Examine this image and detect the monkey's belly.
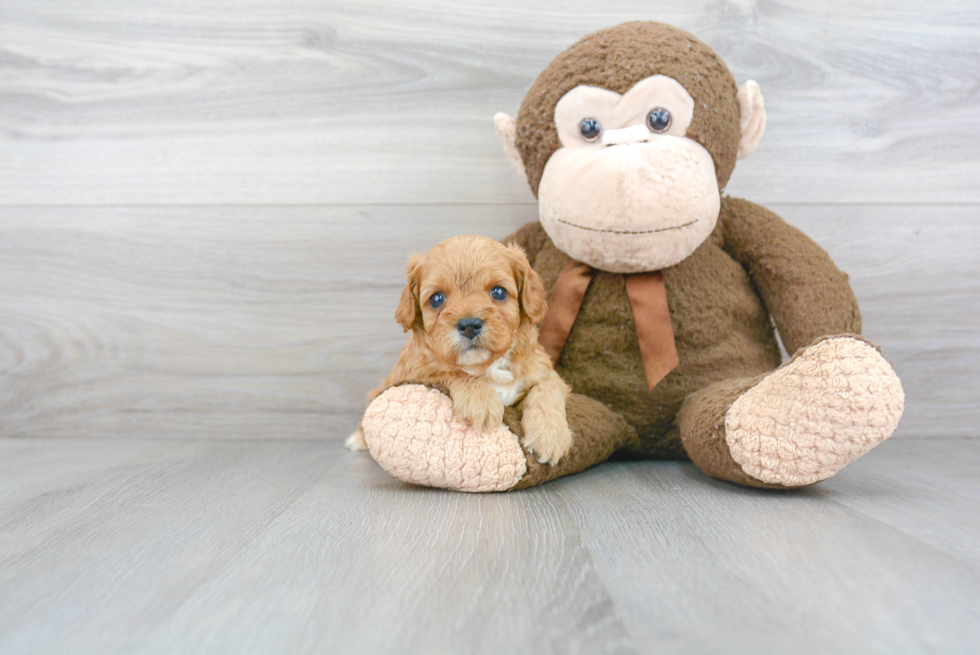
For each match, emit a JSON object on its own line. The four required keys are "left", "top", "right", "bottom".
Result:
{"left": 552, "top": 242, "right": 781, "bottom": 458}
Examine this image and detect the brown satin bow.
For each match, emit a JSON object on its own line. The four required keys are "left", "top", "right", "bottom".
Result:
{"left": 538, "top": 260, "right": 679, "bottom": 391}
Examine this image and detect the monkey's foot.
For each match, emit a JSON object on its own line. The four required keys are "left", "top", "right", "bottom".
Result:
{"left": 360, "top": 385, "right": 527, "bottom": 492}
{"left": 725, "top": 336, "right": 905, "bottom": 486}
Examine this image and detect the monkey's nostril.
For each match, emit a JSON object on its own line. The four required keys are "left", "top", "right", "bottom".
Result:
{"left": 457, "top": 317, "right": 483, "bottom": 340}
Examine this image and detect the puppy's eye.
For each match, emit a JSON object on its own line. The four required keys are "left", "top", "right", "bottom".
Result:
{"left": 490, "top": 286, "right": 508, "bottom": 301}
{"left": 646, "top": 107, "right": 672, "bottom": 133}
{"left": 579, "top": 118, "right": 602, "bottom": 142}
{"left": 428, "top": 292, "right": 445, "bottom": 309}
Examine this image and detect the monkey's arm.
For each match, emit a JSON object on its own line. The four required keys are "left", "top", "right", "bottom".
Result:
{"left": 720, "top": 197, "right": 861, "bottom": 355}
{"left": 501, "top": 221, "right": 549, "bottom": 261}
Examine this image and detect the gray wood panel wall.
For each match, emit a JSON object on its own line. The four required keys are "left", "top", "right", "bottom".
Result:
{"left": 1, "top": 0, "right": 977, "bottom": 440}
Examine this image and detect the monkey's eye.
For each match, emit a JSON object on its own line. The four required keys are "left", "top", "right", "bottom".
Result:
{"left": 490, "top": 286, "right": 508, "bottom": 301}
{"left": 646, "top": 107, "right": 672, "bottom": 133}
{"left": 428, "top": 292, "right": 446, "bottom": 309}
{"left": 579, "top": 118, "right": 602, "bottom": 142}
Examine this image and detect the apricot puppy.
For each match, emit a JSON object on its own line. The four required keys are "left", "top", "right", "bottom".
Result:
{"left": 347, "top": 235, "right": 573, "bottom": 465}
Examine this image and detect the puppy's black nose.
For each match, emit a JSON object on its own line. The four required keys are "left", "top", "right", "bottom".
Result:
{"left": 456, "top": 317, "right": 483, "bottom": 340}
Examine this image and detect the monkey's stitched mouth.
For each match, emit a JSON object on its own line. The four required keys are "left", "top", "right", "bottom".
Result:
{"left": 555, "top": 218, "right": 698, "bottom": 235}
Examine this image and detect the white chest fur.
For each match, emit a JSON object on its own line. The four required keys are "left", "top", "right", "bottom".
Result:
{"left": 463, "top": 351, "right": 525, "bottom": 406}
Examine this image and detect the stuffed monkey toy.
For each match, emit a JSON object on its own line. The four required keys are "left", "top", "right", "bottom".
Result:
{"left": 358, "top": 21, "right": 904, "bottom": 492}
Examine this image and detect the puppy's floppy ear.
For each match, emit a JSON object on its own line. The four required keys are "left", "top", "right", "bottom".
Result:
{"left": 504, "top": 243, "right": 548, "bottom": 325}
{"left": 395, "top": 255, "right": 423, "bottom": 332}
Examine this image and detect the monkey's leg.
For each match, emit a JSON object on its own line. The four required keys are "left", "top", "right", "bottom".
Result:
{"left": 510, "top": 390, "right": 638, "bottom": 490}
{"left": 678, "top": 335, "right": 904, "bottom": 489}
{"left": 359, "top": 384, "right": 637, "bottom": 492}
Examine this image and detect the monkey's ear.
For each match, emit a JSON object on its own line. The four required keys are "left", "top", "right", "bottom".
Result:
{"left": 493, "top": 113, "right": 527, "bottom": 177}
{"left": 395, "top": 255, "right": 423, "bottom": 332}
{"left": 505, "top": 243, "right": 547, "bottom": 325}
{"left": 737, "top": 81, "right": 766, "bottom": 160}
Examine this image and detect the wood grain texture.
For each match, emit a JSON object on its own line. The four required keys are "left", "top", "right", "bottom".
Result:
{"left": 1, "top": 0, "right": 978, "bottom": 204}
{"left": 780, "top": 204, "right": 980, "bottom": 438}
{"left": 1, "top": 203, "right": 975, "bottom": 440}
{"left": 822, "top": 438, "right": 980, "bottom": 566}
{"left": 0, "top": 437, "right": 977, "bottom": 654}
{"left": 0, "top": 204, "right": 533, "bottom": 439}
{"left": 556, "top": 439, "right": 980, "bottom": 655}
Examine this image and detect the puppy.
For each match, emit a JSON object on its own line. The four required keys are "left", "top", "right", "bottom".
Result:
{"left": 346, "top": 235, "right": 573, "bottom": 465}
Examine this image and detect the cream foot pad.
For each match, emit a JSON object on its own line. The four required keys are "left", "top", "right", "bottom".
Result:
{"left": 725, "top": 337, "right": 905, "bottom": 486}
{"left": 361, "top": 385, "right": 528, "bottom": 493}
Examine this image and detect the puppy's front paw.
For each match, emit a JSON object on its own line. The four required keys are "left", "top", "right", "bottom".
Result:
{"left": 452, "top": 388, "right": 505, "bottom": 433}
{"left": 345, "top": 426, "right": 368, "bottom": 451}
{"left": 521, "top": 412, "right": 573, "bottom": 466}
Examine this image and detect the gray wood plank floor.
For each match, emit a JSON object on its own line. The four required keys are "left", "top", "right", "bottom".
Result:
{"left": 0, "top": 437, "right": 977, "bottom": 654}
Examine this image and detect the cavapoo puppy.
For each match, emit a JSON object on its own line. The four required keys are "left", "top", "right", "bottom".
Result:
{"left": 346, "top": 235, "right": 573, "bottom": 465}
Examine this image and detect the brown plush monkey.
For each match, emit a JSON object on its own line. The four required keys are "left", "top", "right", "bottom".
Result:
{"left": 358, "top": 21, "right": 904, "bottom": 492}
